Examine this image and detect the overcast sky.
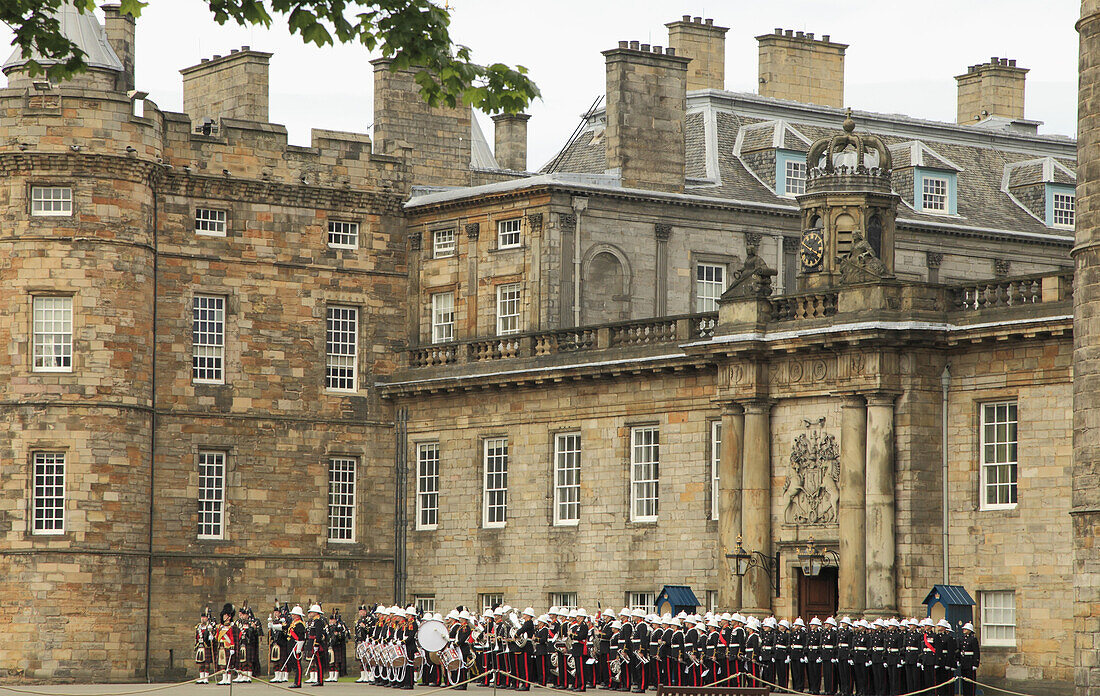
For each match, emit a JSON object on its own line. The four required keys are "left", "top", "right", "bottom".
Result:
{"left": 1, "top": 1, "right": 1080, "bottom": 169}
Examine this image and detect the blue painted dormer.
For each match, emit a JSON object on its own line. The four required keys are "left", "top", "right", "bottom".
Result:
{"left": 1045, "top": 183, "right": 1075, "bottom": 229}
{"left": 914, "top": 168, "right": 958, "bottom": 216}
{"left": 776, "top": 149, "right": 807, "bottom": 197}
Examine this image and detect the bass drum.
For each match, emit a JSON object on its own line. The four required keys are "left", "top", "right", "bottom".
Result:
{"left": 417, "top": 619, "right": 450, "bottom": 653}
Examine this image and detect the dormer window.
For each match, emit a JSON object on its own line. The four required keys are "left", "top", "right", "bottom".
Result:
{"left": 1047, "top": 185, "right": 1075, "bottom": 229}
{"left": 914, "top": 169, "right": 958, "bottom": 215}
{"left": 776, "top": 150, "right": 807, "bottom": 197}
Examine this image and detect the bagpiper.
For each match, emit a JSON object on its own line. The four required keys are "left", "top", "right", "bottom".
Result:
{"left": 328, "top": 609, "right": 348, "bottom": 682}
{"left": 215, "top": 603, "right": 240, "bottom": 686}
{"left": 268, "top": 602, "right": 290, "bottom": 683}
{"left": 195, "top": 607, "right": 215, "bottom": 684}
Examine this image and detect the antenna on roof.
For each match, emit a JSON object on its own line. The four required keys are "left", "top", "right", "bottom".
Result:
{"left": 545, "top": 94, "right": 604, "bottom": 174}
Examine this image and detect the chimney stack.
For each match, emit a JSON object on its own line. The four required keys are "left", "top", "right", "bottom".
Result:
{"left": 756, "top": 28, "right": 847, "bottom": 107}
{"left": 100, "top": 4, "right": 134, "bottom": 92}
{"left": 180, "top": 47, "right": 272, "bottom": 125}
{"left": 665, "top": 15, "right": 728, "bottom": 91}
{"left": 955, "top": 58, "right": 1029, "bottom": 124}
{"left": 602, "top": 42, "right": 690, "bottom": 193}
{"left": 492, "top": 113, "right": 531, "bottom": 172}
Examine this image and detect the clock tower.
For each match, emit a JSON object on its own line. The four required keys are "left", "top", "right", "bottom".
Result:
{"left": 796, "top": 111, "right": 900, "bottom": 291}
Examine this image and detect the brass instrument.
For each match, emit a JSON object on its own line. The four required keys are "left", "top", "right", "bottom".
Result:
{"left": 635, "top": 648, "right": 650, "bottom": 665}
{"left": 508, "top": 614, "right": 529, "bottom": 649}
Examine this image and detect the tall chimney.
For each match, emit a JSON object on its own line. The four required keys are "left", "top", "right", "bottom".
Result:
{"left": 180, "top": 47, "right": 272, "bottom": 124}
{"left": 492, "top": 113, "right": 531, "bottom": 172}
{"left": 757, "top": 28, "right": 846, "bottom": 107}
{"left": 100, "top": 4, "right": 134, "bottom": 92}
{"left": 955, "top": 58, "right": 1028, "bottom": 124}
{"left": 665, "top": 15, "right": 728, "bottom": 91}
{"left": 371, "top": 58, "right": 471, "bottom": 187}
{"left": 603, "top": 42, "right": 690, "bottom": 193}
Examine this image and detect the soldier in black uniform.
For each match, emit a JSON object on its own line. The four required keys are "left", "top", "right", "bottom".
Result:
{"left": 667, "top": 618, "right": 686, "bottom": 688}
{"left": 870, "top": 620, "right": 888, "bottom": 696}
{"left": 836, "top": 617, "right": 854, "bottom": 696}
{"left": 729, "top": 614, "right": 746, "bottom": 687}
{"left": 617, "top": 610, "right": 634, "bottom": 692}
{"left": 852, "top": 620, "right": 871, "bottom": 696}
{"left": 649, "top": 617, "right": 666, "bottom": 687}
{"left": 957, "top": 623, "right": 979, "bottom": 696}
{"left": 774, "top": 619, "right": 792, "bottom": 691}
{"left": 918, "top": 618, "right": 937, "bottom": 691}
{"left": 353, "top": 606, "right": 371, "bottom": 683}
{"left": 759, "top": 618, "right": 775, "bottom": 686}
{"left": 821, "top": 617, "right": 839, "bottom": 695}
{"left": 704, "top": 619, "right": 720, "bottom": 685}
{"left": 630, "top": 609, "right": 650, "bottom": 692}
{"left": 268, "top": 603, "right": 289, "bottom": 683}
{"left": 743, "top": 619, "right": 762, "bottom": 688}
{"left": 902, "top": 619, "right": 922, "bottom": 695}
{"left": 594, "top": 612, "right": 612, "bottom": 688}
{"left": 401, "top": 611, "right": 419, "bottom": 690}
{"left": 195, "top": 607, "right": 215, "bottom": 684}
{"left": 683, "top": 620, "right": 702, "bottom": 687}
{"left": 933, "top": 620, "right": 957, "bottom": 696}
{"left": 807, "top": 617, "right": 824, "bottom": 694}
{"left": 534, "top": 614, "right": 553, "bottom": 687}
{"left": 515, "top": 608, "right": 536, "bottom": 691}
{"left": 569, "top": 609, "right": 590, "bottom": 692}
{"left": 886, "top": 619, "right": 904, "bottom": 696}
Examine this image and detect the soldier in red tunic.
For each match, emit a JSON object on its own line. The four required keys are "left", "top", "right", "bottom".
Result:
{"left": 215, "top": 603, "right": 241, "bottom": 685}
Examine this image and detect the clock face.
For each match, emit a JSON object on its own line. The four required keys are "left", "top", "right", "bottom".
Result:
{"left": 800, "top": 229, "right": 824, "bottom": 271}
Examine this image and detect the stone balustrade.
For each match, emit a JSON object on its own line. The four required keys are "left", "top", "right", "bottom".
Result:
{"left": 949, "top": 272, "right": 1073, "bottom": 310}
{"left": 771, "top": 291, "right": 840, "bottom": 321}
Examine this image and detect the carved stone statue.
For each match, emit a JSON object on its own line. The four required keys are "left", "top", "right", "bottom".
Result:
{"left": 838, "top": 228, "right": 891, "bottom": 284}
{"left": 780, "top": 419, "right": 840, "bottom": 526}
{"left": 722, "top": 237, "right": 778, "bottom": 299}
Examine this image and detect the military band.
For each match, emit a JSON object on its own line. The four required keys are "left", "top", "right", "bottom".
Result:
{"left": 194, "top": 601, "right": 979, "bottom": 695}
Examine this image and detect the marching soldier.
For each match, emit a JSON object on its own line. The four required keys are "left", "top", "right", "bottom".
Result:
{"left": 515, "top": 608, "right": 536, "bottom": 691}
{"left": 958, "top": 623, "right": 980, "bottom": 696}
{"left": 668, "top": 617, "right": 686, "bottom": 688}
{"left": 807, "top": 617, "right": 824, "bottom": 695}
{"left": 596, "top": 610, "right": 613, "bottom": 688}
{"left": 630, "top": 609, "right": 649, "bottom": 692}
{"left": 887, "top": 619, "right": 904, "bottom": 696}
{"left": 454, "top": 610, "right": 474, "bottom": 690}
{"left": 354, "top": 606, "right": 371, "bottom": 683}
{"left": 918, "top": 618, "right": 937, "bottom": 691}
{"left": 729, "top": 614, "right": 746, "bottom": 687}
{"left": 704, "top": 618, "right": 720, "bottom": 685}
{"left": 649, "top": 616, "right": 667, "bottom": 687}
{"left": 269, "top": 603, "right": 289, "bottom": 683}
{"left": 789, "top": 617, "right": 807, "bottom": 693}
{"left": 870, "top": 620, "right": 887, "bottom": 696}
{"left": 617, "top": 609, "right": 633, "bottom": 692}
{"left": 569, "top": 608, "right": 590, "bottom": 692}
{"left": 743, "top": 618, "right": 761, "bottom": 688}
{"left": 852, "top": 620, "right": 872, "bottom": 696}
{"left": 773, "top": 619, "right": 791, "bottom": 691}
{"left": 836, "top": 617, "right": 854, "bottom": 696}
{"left": 820, "top": 617, "right": 839, "bottom": 696}
{"left": 195, "top": 607, "right": 215, "bottom": 684}
{"left": 902, "top": 619, "right": 922, "bottom": 695}
{"left": 306, "top": 604, "right": 329, "bottom": 687}
{"left": 247, "top": 606, "right": 263, "bottom": 680}
{"left": 534, "top": 614, "right": 553, "bottom": 687}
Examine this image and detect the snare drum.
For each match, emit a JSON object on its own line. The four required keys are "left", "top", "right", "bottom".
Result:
{"left": 440, "top": 644, "right": 463, "bottom": 671}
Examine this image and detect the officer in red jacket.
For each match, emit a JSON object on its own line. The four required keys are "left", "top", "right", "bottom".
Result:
{"left": 287, "top": 606, "right": 309, "bottom": 689}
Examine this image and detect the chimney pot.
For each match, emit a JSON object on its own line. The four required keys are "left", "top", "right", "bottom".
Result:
{"left": 630, "top": 40, "right": 640, "bottom": 50}
{"left": 775, "top": 28, "right": 783, "bottom": 35}
{"left": 666, "top": 47, "right": 675, "bottom": 56}
{"left": 807, "top": 32, "right": 814, "bottom": 40}
{"left": 705, "top": 18, "right": 714, "bottom": 25}
{"left": 785, "top": 29, "right": 794, "bottom": 37}
{"left": 1009, "top": 59, "right": 1016, "bottom": 67}
{"left": 956, "top": 56, "right": 1027, "bottom": 124}
{"left": 641, "top": 43, "right": 650, "bottom": 51}
{"left": 822, "top": 34, "right": 830, "bottom": 42}
{"left": 619, "top": 41, "right": 629, "bottom": 48}
{"left": 796, "top": 31, "right": 805, "bottom": 38}
{"left": 693, "top": 16, "right": 702, "bottom": 23}
{"left": 653, "top": 45, "right": 662, "bottom": 53}
{"left": 213, "top": 54, "right": 221, "bottom": 59}
{"left": 242, "top": 45, "right": 250, "bottom": 51}
{"left": 757, "top": 28, "right": 845, "bottom": 107}
{"left": 201, "top": 58, "right": 209, "bottom": 63}
{"left": 230, "top": 49, "right": 238, "bottom": 54}
{"left": 682, "top": 14, "right": 691, "bottom": 21}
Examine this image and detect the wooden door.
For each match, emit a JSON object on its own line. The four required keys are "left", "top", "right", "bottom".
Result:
{"left": 798, "top": 567, "right": 839, "bottom": 619}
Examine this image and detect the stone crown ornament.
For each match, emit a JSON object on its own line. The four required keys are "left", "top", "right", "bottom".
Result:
{"left": 806, "top": 109, "right": 893, "bottom": 175}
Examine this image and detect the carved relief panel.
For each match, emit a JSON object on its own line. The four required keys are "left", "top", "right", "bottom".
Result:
{"left": 780, "top": 417, "right": 840, "bottom": 526}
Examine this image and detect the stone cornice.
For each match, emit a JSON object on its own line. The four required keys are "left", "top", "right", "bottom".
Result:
{"left": 161, "top": 172, "right": 405, "bottom": 212}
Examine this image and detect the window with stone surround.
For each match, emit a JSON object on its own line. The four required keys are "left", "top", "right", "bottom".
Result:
{"left": 695, "top": 263, "right": 726, "bottom": 313}
{"left": 549, "top": 592, "right": 578, "bottom": 612}
{"left": 553, "top": 432, "right": 581, "bottom": 526}
{"left": 328, "top": 457, "right": 356, "bottom": 542}
{"left": 195, "top": 207, "right": 227, "bottom": 236}
{"left": 980, "top": 401, "right": 1017, "bottom": 510}
{"left": 416, "top": 443, "right": 440, "bottom": 530}
{"left": 32, "top": 296, "right": 72, "bottom": 372}
{"left": 784, "top": 159, "right": 807, "bottom": 195}
{"left": 979, "top": 590, "right": 1015, "bottom": 647}
{"left": 706, "top": 590, "right": 718, "bottom": 613}
{"left": 414, "top": 596, "right": 436, "bottom": 614}
{"left": 628, "top": 592, "right": 655, "bottom": 614}
{"left": 31, "top": 186, "right": 72, "bottom": 216}
{"left": 327, "top": 220, "right": 359, "bottom": 249}
{"left": 480, "top": 593, "right": 504, "bottom": 613}
{"left": 197, "top": 451, "right": 225, "bottom": 539}
{"left": 711, "top": 420, "right": 721, "bottom": 521}
{"left": 192, "top": 295, "right": 225, "bottom": 384}
{"left": 325, "top": 305, "right": 358, "bottom": 392}
{"left": 496, "top": 283, "right": 521, "bottom": 336}
{"left": 483, "top": 437, "right": 508, "bottom": 528}
{"left": 497, "top": 218, "right": 522, "bottom": 249}
{"left": 32, "top": 451, "right": 66, "bottom": 535}
{"left": 432, "top": 292, "right": 455, "bottom": 344}
{"left": 630, "top": 426, "right": 659, "bottom": 522}
{"left": 433, "top": 229, "right": 456, "bottom": 258}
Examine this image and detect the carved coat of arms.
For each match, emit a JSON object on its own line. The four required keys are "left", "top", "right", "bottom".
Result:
{"left": 780, "top": 418, "right": 840, "bottom": 525}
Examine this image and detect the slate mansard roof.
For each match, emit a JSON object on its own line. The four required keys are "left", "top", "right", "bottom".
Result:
{"left": 541, "top": 89, "right": 1077, "bottom": 242}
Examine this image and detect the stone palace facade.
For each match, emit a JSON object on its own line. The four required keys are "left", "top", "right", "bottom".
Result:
{"left": 0, "top": 5, "right": 1093, "bottom": 696}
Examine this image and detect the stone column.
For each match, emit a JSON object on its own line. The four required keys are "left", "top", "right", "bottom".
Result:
{"left": 864, "top": 393, "right": 897, "bottom": 618}
{"left": 741, "top": 400, "right": 773, "bottom": 616}
{"left": 1075, "top": 5, "right": 1100, "bottom": 695}
{"left": 718, "top": 402, "right": 745, "bottom": 610}
{"left": 839, "top": 394, "right": 867, "bottom": 617}
{"left": 655, "top": 223, "right": 671, "bottom": 315}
